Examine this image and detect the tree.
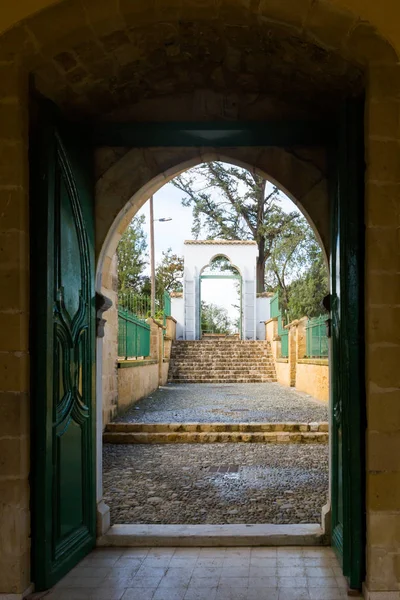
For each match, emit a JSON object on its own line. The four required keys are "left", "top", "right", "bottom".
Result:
{"left": 172, "top": 161, "right": 300, "bottom": 292}
{"left": 201, "top": 301, "right": 233, "bottom": 334}
{"left": 117, "top": 215, "right": 148, "bottom": 292}
{"left": 264, "top": 217, "right": 325, "bottom": 316}
{"left": 286, "top": 251, "right": 329, "bottom": 321}
{"left": 155, "top": 248, "right": 184, "bottom": 294}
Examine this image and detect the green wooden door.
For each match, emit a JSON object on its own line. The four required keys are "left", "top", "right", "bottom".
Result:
{"left": 30, "top": 101, "right": 96, "bottom": 591}
{"left": 330, "top": 99, "right": 366, "bottom": 590}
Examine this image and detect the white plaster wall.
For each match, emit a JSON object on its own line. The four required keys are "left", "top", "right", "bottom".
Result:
{"left": 256, "top": 297, "right": 271, "bottom": 340}
{"left": 171, "top": 297, "right": 185, "bottom": 339}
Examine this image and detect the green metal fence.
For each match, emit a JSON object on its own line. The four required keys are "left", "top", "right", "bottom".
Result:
{"left": 278, "top": 316, "right": 288, "bottom": 358}
{"left": 118, "top": 291, "right": 152, "bottom": 320}
{"left": 306, "top": 315, "right": 329, "bottom": 358}
{"left": 118, "top": 290, "right": 172, "bottom": 359}
{"left": 118, "top": 308, "right": 150, "bottom": 359}
{"left": 270, "top": 292, "right": 280, "bottom": 319}
{"left": 271, "top": 292, "right": 288, "bottom": 358}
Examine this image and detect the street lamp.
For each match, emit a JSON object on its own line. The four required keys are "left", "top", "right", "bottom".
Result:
{"left": 149, "top": 195, "right": 172, "bottom": 316}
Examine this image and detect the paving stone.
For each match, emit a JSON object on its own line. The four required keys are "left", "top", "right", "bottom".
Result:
{"left": 115, "top": 383, "right": 328, "bottom": 425}
{"left": 103, "top": 443, "right": 328, "bottom": 525}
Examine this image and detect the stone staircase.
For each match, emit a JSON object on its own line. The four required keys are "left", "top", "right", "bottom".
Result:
{"left": 168, "top": 339, "right": 277, "bottom": 383}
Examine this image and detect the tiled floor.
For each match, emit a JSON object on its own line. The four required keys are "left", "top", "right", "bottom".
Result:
{"left": 44, "top": 546, "right": 362, "bottom": 599}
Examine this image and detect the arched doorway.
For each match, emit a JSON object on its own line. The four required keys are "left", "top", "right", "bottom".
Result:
{"left": 10, "top": 1, "right": 397, "bottom": 595}
{"left": 200, "top": 255, "right": 242, "bottom": 340}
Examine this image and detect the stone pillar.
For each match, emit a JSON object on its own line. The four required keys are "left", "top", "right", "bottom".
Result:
{"left": 287, "top": 323, "right": 297, "bottom": 388}
{"left": 364, "top": 64, "right": 400, "bottom": 598}
{"left": 296, "top": 318, "right": 307, "bottom": 361}
{"left": 0, "top": 63, "right": 31, "bottom": 595}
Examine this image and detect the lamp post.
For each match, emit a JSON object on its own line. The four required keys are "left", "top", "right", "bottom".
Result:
{"left": 149, "top": 195, "right": 172, "bottom": 316}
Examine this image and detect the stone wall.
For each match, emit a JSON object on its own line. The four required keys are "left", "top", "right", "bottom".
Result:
{"left": 117, "top": 360, "right": 159, "bottom": 412}
{"left": 266, "top": 317, "right": 329, "bottom": 404}
{"left": 364, "top": 64, "right": 400, "bottom": 599}
{"left": 296, "top": 360, "right": 329, "bottom": 403}
{"left": 0, "top": 63, "right": 31, "bottom": 596}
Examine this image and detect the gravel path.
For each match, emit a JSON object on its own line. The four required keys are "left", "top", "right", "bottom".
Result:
{"left": 114, "top": 383, "right": 328, "bottom": 424}
{"left": 103, "top": 443, "right": 328, "bottom": 525}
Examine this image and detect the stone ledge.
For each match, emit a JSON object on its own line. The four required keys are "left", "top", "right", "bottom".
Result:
{"left": 298, "top": 358, "right": 329, "bottom": 366}
{"left": 276, "top": 358, "right": 289, "bottom": 363}
{"left": 106, "top": 422, "right": 329, "bottom": 433}
{"left": 103, "top": 431, "right": 329, "bottom": 444}
{"left": 265, "top": 317, "right": 278, "bottom": 324}
{"left": 117, "top": 359, "right": 157, "bottom": 369}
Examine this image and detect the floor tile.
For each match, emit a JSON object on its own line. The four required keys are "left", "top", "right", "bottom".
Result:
{"left": 308, "top": 589, "right": 347, "bottom": 600}
{"left": 278, "top": 589, "right": 310, "bottom": 600}
{"left": 122, "top": 589, "right": 155, "bottom": 600}
{"left": 184, "top": 587, "right": 218, "bottom": 600}
{"left": 44, "top": 545, "right": 357, "bottom": 600}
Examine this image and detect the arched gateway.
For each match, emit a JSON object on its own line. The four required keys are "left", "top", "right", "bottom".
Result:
{"left": 179, "top": 240, "right": 259, "bottom": 340}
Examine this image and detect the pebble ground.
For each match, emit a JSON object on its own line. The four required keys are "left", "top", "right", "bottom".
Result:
{"left": 115, "top": 383, "right": 328, "bottom": 424}
{"left": 103, "top": 443, "right": 328, "bottom": 525}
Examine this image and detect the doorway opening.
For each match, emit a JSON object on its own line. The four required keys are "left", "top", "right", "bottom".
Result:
{"left": 200, "top": 256, "right": 242, "bottom": 339}
{"left": 100, "top": 159, "right": 330, "bottom": 535}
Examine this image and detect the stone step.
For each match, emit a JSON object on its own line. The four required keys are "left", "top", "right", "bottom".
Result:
{"left": 169, "top": 339, "right": 277, "bottom": 383}
{"left": 168, "top": 378, "right": 277, "bottom": 383}
{"left": 103, "top": 431, "right": 328, "bottom": 444}
{"left": 105, "top": 422, "right": 329, "bottom": 433}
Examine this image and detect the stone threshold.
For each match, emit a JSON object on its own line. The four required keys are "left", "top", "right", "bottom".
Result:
{"left": 97, "top": 523, "right": 327, "bottom": 547}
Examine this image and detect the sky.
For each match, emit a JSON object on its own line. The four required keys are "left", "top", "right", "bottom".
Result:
{"left": 136, "top": 164, "right": 302, "bottom": 323}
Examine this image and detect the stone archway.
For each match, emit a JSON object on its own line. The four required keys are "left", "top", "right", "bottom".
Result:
{"left": 1, "top": 0, "right": 399, "bottom": 594}
{"left": 95, "top": 149, "right": 331, "bottom": 535}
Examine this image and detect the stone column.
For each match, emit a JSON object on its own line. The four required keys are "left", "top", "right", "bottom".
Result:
{"left": 287, "top": 322, "right": 297, "bottom": 388}
{"left": 0, "top": 63, "right": 31, "bottom": 595}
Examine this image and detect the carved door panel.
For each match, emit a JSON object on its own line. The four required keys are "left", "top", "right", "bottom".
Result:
{"left": 330, "top": 99, "right": 365, "bottom": 590}
{"left": 31, "top": 102, "right": 96, "bottom": 590}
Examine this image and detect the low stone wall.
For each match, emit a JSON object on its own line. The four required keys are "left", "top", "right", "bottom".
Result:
{"left": 275, "top": 358, "right": 291, "bottom": 387}
{"left": 265, "top": 317, "right": 329, "bottom": 403}
{"left": 115, "top": 315, "right": 175, "bottom": 416}
{"left": 296, "top": 359, "right": 329, "bottom": 403}
{"left": 117, "top": 360, "right": 159, "bottom": 412}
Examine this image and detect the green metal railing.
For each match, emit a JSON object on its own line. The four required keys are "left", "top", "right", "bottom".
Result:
{"left": 270, "top": 292, "right": 280, "bottom": 319}
{"left": 278, "top": 316, "right": 288, "bottom": 358}
{"left": 118, "top": 291, "right": 151, "bottom": 320}
{"left": 118, "top": 290, "right": 172, "bottom": 359}
{"left": 118, "top": 308, "right": 150, "bottom": 359}
{"left": 270, "top": 292, "right": 288, "bottom": 358}
{"left": 306, "top": 315, "right": 329, "bottom": 358}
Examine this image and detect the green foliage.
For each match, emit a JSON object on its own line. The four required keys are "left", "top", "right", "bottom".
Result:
{"left": 155, "top": 248, "right": 184, "bottom": 294}
{"left": 172, "top": 161, "right": 300, "bottom": 292}
{"left": 117, "top": 215, "right": 148, "bottom": 293}
{"left": 201, "top": 301, "right": 233, "bottom": 334}
{"left": 286, "top": 251, "right": 329, "bottom": 321}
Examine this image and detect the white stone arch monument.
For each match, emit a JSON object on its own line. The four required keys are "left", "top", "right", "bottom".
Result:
{"left": 182, "top": 240, "right": 258, "bottom": 340}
